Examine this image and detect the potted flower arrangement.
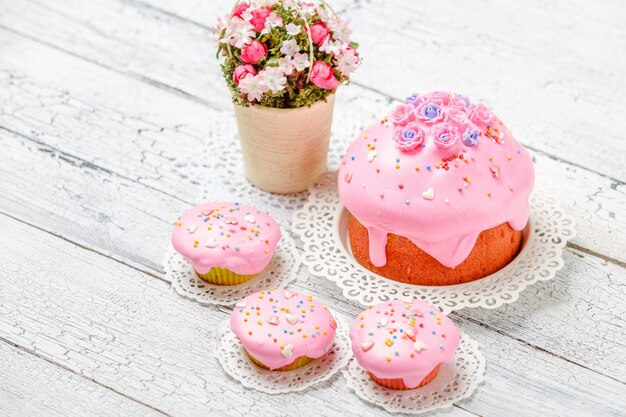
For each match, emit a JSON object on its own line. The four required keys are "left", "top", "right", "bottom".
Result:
{"left": 213, "top": 0, "right": 360, "bottom": 194}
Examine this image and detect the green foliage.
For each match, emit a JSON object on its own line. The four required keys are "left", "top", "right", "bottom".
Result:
{"left": 214, "top": 2, "right": 358, "bottom": 109}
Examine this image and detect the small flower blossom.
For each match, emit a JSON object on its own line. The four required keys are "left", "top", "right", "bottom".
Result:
{"left": 278, "top": 55, "right": 295, "bottom": 75}
{"left": 292, "top": 52, "right": 311, "bottom": 71}
{"left": 280, "top": 39, "right": 300, "bottom": 56}
{"left": 238, "top": 73, "right": 267, "bottom": 102}
{"left": 285, "top": 23, "right": 302, "bottom": 36}
{"left": 319, "top": 38, "right": 343, "bottom": 55}
{"left": 330, "top": 19, "right": 352, "bottom": 43}
{"left": 462, "top": 128, "right": 479, "bottom": 147}
{"left": 262, "top": 11, "right": 283, "bottom": 33}
{"left": 466, "top": 103, "right": 492, "bottom": 126}
{"left": 390, "top": 103, "right": 415, "bottom": 127}
{"left": 334, "top": 47, "right": 359, "bottom": 76}
{"left": 393, "top": 122, "right": 425, "bottom": 152}
{"left": 416, "top": 101, "right": 444, "bottom": 123}
{"left": 405, "top": 93, "right": 422, "bottom": 106}
{"left": 227, "top": 17, "right": 255, "bottom": 48}
{"left": 431, "top": 123, "right": 459, "bottom": 149}
{"left": 260, "top": 66, "right": 287, "bottom": 92}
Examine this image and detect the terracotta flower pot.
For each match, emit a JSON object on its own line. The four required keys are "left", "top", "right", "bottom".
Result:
{"left": 234, "top": 94, "right": 335, "bottom": 194}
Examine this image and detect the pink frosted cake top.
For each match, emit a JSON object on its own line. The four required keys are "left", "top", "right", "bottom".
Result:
{"left": 230, "top": 289, "right": 337, "bottom": 370}
{"left": 349, "top": 299, "right": 460, "bottom": 388}
{"left": 338, "top": 91, "right": 534, "bottom": 268}
{"left": 171, "top": 202, "right": 281, "bottom": 275}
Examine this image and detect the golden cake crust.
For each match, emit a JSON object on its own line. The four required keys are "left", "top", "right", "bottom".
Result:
{"left": 348, "top": 214, "right": 522, "bottom": 286}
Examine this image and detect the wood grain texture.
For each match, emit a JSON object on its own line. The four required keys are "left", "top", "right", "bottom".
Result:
{"left": 0, "top": 0, "right": 625, "bottom": 415}
{"left": 2, "top": 0, "right": 625, "bottom": 180}
{"left": 0, "top": 213, "right": 474, "bottom": 417}
{"left": 1, "top": 213, "right": 624, "bottom": 417}
{"left": 0, "top": 343, "right": 164, "bottom": 417}
{"left": 0, "top": 28, "right": 624, "bottom": 264}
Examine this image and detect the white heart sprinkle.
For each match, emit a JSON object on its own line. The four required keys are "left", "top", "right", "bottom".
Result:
{"left": 205, "top": 238, "right": 218, "bottom": 248}
{"left": 421, "top": 187, "right": 435, "bottom": 200}
{"left": 402, "top": 297, "right": 414, "bottom": 304}
{"left": 235, "top": 301, "right": 247, "bottom": 308}
{"left": 244, "top": 214, "right": 256, "bottom": 223}
{"left": 267, "top": 315, "right": 280, "bottom": 325}
{"left": 285, "top": 314, "right": 298, "bottom": 325}
{"left": 344, "top": 171, "right": 352, "bottom": 183}
{"left": 186, "top": 224, "right": 198, "bottom": 234}
{"left": 284, "top": 290, "right": 296, "bottom": 299}
{"left": 281, "top": 344, "right": 293, "bottom": 358}
{"left": 414, "top": 341, "right": 427, "bottom": 352}
{"left": 377, "top": 317, "right": 388, "bottom": 327}
{"left": 367, "top": 150, "right": 377, "bottom": 162}
{"left": 361, "top": 341, "right": 374, "bottom": 352}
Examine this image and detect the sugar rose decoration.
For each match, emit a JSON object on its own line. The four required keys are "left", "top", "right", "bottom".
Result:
{"left": 389, "top": 92, "right": 491, "bottom": 152}
{"left": 213, "top": 0, "right": 361, "bottom": 108}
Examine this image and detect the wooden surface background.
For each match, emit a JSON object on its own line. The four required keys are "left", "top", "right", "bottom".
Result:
{"left": 0, "top": 0, "right": 625, "bottom": 416}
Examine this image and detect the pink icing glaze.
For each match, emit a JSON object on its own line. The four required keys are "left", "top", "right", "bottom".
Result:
{"left": 230, "top": 289, "right": 337, "bottom": 370}
{"left": 338, "top": 92, "right": 534, "bottom": 268}
{"left": 171, "top": 202, "right": 281, "bottom": 275}
{"left": 349, "top": 300, "right": 460, "bottom": 388}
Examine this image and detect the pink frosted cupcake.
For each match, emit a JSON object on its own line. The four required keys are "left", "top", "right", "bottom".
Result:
{"left": 231, "top": 289, "right": 337, "bottom": 371}
{"left": 350, "top": 299, "right": 460, "bottom": 389}
{"left": 171, "top": 202, "right": 281, "bottom": 285}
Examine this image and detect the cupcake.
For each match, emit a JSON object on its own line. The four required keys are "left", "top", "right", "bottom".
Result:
{"left": 171, "top": 202, "right": 281, "bottom": 285}
{"left": 338, "top": 91, "right": 535, "bottom": 285}
{"left": 349, "top": 299, "right": 460, "bottom": 390}
{"left": 230, "top": 289, "right": 337, "bottom": 371}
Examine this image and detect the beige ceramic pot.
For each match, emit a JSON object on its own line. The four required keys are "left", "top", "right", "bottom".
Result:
{"left": 234, "top": 94, "right": 335, "bottom": 194}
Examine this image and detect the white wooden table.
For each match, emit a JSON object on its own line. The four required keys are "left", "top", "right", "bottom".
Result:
{"left": 0, "top": 1, "right": 625, "bottom": 416}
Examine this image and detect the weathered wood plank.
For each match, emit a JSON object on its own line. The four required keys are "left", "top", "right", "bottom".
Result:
{"left": 0, "top": 213, "right": 476, "bottom": 417}
{"left": 0, "top": 28, "right": 624, "bottom": 264}
{"left": 2, "top": 0, "right": 624, "bottom": 179}
{"left": 0, "top": 342, "right": 164, "bottom": 417}
{"left": 1, "top": 124, "right": 625, "bottom": 388}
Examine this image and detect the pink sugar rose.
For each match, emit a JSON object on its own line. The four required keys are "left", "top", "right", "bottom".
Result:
{"left": 310, "top": 22, "right": 331, "bottom": 45}
{"left": 250, "top": 8, "right": 272, "bottom": 32}
{"left": 415, "top": 100, "right": 445, "bottom": 124}
{"left": 240, "top": 40, "right": 268, "bottom": 63}
{"left": 467, "top": 103, "right": 492, "bottom": 126}
{"left": 310, "top": 61, "right": 339, "bottom": 90}
{"left": 390, "top": 103, "right": 416, "bottom": 127}
{"left": 393, "top": 122, "right": 425, "bottom": 152}
{"left": 232, "top": 2, "right": 249, "bottom": 18}
{"left": 431, "top": 123, "right": 459, "bottom": 149}
{"left": 422, "top": 91, "right": 451, "bottom": 105}
{"left": 233, "top": 64, "right": 257, "bottom": 85}
{"left": 449, "top": 96, "right": 468, "bottom": 110}
{"left": 447, "top": 107, "right": 470, "bottom": 126}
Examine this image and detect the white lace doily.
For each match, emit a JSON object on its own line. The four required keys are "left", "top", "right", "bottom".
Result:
{"left": 164, "top": 231, "right": 300, "bottom": 306}
{"left": 216, "top": 323, "right": 352, "bottom": 394}
{"left": 171, "top": 104, "right": 383, "bottom": 228}
{"left": 343, "top": 332, "right": 485, "bottom": 414}
{"left": 291, "top": 172, "right": 576, "bottom": 314}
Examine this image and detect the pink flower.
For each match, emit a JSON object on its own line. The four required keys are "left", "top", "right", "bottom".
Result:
{"left": 240, "top": 40, "right": 268, "bottom": 63}
{"left": 389, "top": 103, "right": 415, "bottom": 127}
{"left": 449, "top": 96, "right": 468, "bottom": 110}
{"left": 415, "top": 100, "right": 445, "bottom": 123}
{"left": 447, "top": 107, "right": 470, "bottom": 126}
{"left": 250, "top": 8, "right": 272, "bottom": 32}
{"left": 422, "top": 91, "right": 451, "bottom": 105}
{"left": 431, "top": 123, "right": 459, "bottom": 149}
{"left": 309, "top": 61, "right": 339, "bottom": 90}
{"left": 467, "top": 103, "right": 492, "bottom": 126}
{"left": 233, "top": 64, "right": 257, "bottom": 85}
{"left": 232, "top": 2, "right": 249, "bottom": 18}
{"left": 310, "top": 22, "right": 330, "bottom": 45}
{"left": 393, "top": 122, "right": 425, "bottom": 152}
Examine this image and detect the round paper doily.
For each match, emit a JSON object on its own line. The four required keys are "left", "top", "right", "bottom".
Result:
{"left": 164, "top": 231, "right": 300, "bottom": 306}
{"left": 342, "top": 332, "right": 485, "bottom": 414}
{"left": 216, "top": 323, "right": 352, "bottom": 394}
{"left": 291, "top": 172, "right": 576, "bottom": 313}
